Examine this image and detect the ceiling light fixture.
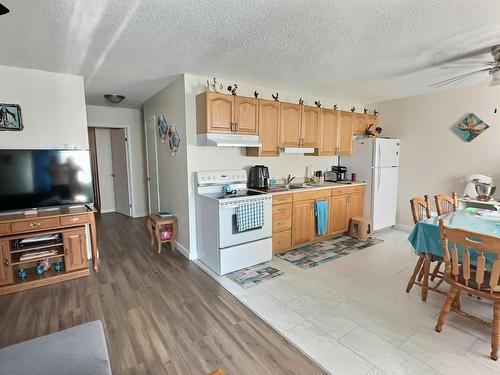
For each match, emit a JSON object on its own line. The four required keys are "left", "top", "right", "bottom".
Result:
{"left": 104, "top": 94, "right": 125, "bottom": 104}
{"left": 0, "top": 3, "right": 10, "bottom": 15}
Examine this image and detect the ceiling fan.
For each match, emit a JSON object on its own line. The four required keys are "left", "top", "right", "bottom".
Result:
{"left": 431, "top": 44, "right": 500, "bottom": 88}
{"left": 0, "top": 3, "right": 9, "bottom": 15}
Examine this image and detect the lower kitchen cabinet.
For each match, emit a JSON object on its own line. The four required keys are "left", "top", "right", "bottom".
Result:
{"left": 271, "top": 186, "right": 365, "bottom": 253}
{"left": 272, "top": 230, "right": 291, "bottom": 253}
{"left": 291, "top": 200, "right": 315, "bottom": 246}
{"left": 330, "top": 195, "right": 349, "bottom": 234}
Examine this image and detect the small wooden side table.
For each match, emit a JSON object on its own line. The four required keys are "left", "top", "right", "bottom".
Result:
{"left": 147, "top": 214, "right": 178, "bottom": 254}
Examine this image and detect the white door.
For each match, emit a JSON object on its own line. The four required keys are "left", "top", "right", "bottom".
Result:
{"left": 144, "top": 116, "right": 160, "bottom": 214}
{"left": 372, "top": 167, "right": 399, "bottom": 231}
{"left": 110, "top": 128, "right": 131, "bottom": 216}
{"left": 374, "top": 139, "right": 400, "bottom": 167}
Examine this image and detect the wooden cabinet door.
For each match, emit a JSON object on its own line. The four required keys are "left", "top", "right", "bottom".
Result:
{"left": 234, "top": 96, "right": 258, "bottom": 134}
{"left": 258, "top": 100, "right": 280, "bottom": 156}
{"left": 280, "top": 103, "right": 302, "bottom": 147}
{"left": 206, "top": 93, "right": 234, "bottom": 133}
{"left": 352, "top": 113, "right": 366, "bottom": 136}
{"left": 0, "top": 240, "right": 12, "bottom": 286}
{"left": 301, "top": 106, "right": 320, "bottom": 148}
{"left": 314, "top": 197, "right": 331, "bottom": 240}
{"left": 329, "top": 195, "right": 349, "bottom": 235}
{"left": 349, "top": 193, "right": 364, "bottom": 219}
{"left": 63, "top": 228, "right": 88, "bottom": 272}
{"left": 318, "top": 108, "right": 339, "bottom": 155}
{"left": 292, "top": 200, "right": 314, "bottom": 246}
{"left": 338, "top": 111, "right": 354, "bottom": 155}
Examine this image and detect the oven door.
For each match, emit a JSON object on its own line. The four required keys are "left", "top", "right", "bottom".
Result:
{"left": 218, "top": 197, "right": 272, "bottom": 249}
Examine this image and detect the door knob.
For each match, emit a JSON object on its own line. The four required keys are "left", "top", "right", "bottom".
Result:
{"left": 111, "top": 173, "right": 116, "bottom": 177}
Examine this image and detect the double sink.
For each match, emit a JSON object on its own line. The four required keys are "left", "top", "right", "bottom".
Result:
{"left": 267, "top": 181, "right": 354, "bottom": 193}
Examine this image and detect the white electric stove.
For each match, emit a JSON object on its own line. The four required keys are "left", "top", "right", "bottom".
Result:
{"left": 195, "top": 169, "right": 272, "bottom": 275}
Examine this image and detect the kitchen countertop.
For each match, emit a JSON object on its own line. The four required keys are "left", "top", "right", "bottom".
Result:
{"left": 256, "top": 181, "right": 366, "bottom": 196}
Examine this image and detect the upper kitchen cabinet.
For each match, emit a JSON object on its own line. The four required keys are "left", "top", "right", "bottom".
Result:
{"left": 234, "top": 96, "right": 259, "bottom": 134}
{"left": 246, "top": 99, "right": 280, "bottom": 156}
{"left": 196, "top": 92, "right": 259, "bottom": 135}
{"left": 279, "top": 103, "right": 302, "bottom": 147}
{"left": 279, "top": 104, "right": 320, "bottom": 148}
{"left": 314, "top": 108, "right": 339, "bottom": 156}
{"left": 301, "top": 106, "right": 320, "bottom": 148}
{"left": 353, "top": 113, "right": 377, "bottom": 136}
{"left": 338, "top": 110, "right": 355, "bottom": 155}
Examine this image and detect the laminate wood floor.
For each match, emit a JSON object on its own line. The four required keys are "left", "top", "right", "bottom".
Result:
{"left": 0, "top": 213, "right": 326, "bottom": 375}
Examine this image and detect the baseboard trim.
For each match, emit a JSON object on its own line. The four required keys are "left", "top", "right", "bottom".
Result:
{"left": 393, "top": 223, "right": 413, "bottom": 232}
{"left": 174, "top": 241, "right": 197, "bottom": 260}
{"left": 100, "top": 208, "right": 115, "bottom": 214}
{"left": 133, "top": 211, "right": 147, "bottom": 218}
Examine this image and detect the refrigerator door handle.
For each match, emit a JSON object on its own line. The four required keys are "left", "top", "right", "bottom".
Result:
{"left": 377, "top": 143, "right": 381, "bottom": 168}
{"left": 377, "top": 167, "right": 381, "bottom": 190}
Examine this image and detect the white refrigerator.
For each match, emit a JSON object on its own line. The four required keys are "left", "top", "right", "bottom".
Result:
{"left": 342, "top": 138, "right": 400, "bottom": 231}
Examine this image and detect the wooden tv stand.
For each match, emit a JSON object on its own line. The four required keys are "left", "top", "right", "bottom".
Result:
{"left": 0, "top": 207, "right": 98, "bottom": 296}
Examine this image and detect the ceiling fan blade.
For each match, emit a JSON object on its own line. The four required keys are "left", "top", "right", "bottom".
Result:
{"left": 490, "top": 78, "right": 500, "bottom": 87}
{"left": 431, "top": 67, "right": 491, "bottom": 88}
{"left": 432, "top": 46, "right": 493, "bottom": 66}
{"left": 0, "top": 3, "right": 9, "bottom": 15}
{"left": 439, "top": 61, "right": 497, "bottom": 69}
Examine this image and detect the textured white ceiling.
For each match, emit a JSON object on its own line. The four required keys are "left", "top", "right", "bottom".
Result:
{"left": 1, "top": 0, "right": 500, "bottom": 108}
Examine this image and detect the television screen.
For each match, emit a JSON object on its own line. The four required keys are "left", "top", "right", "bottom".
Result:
{"left": 0, "top": 149, "right": 94, "bottom": 212}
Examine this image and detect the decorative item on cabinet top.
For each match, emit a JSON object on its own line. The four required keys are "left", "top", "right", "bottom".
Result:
{"left": 207, "top": 77, "right": 223, "bottom": 93}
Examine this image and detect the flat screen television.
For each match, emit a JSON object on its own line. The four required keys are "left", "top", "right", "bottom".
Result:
{"left": 0, "top": 149, "right": 94, "bottom": 212}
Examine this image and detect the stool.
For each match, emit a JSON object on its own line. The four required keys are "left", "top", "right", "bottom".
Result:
{"left": 147, "top": 213, "right": 178, "bottom": 254}
{"left": 349, "top": 216, "right": 372, "bottom": 241}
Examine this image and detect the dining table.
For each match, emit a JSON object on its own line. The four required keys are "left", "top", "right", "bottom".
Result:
{"left": 408, "top": 208, "right": 500, "bottom": 269}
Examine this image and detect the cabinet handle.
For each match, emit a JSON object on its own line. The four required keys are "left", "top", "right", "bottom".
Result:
{"left": 4, "top": 258, "right": 9, "bottom": 266}
{"left": 64, "top": 249, "right": 69, "bottom": 255}
{"left": 235, "top": 123, "right": 239, "bottom": 131}
{"left": 70, "top": 217, "right": 80, "bottom": 223}
{"left": 30, "top": 222, "right": 41, "bottom": 228}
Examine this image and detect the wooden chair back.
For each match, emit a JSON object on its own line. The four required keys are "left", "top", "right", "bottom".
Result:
{"left": 435, "top": 192, "right": 458, "bottom": 216}
{"left": 439, "top": 219, "right": 500, "bottom": 298}
{"left": 410, "top": 195, "right": 432, "bottom": 224}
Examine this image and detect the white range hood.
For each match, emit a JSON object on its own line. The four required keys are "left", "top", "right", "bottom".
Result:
{"left": 281, "top": 147, "right": 315, "bottom": 154}
{"left": 197, "top": 133, "right": 261, "bottom": 148}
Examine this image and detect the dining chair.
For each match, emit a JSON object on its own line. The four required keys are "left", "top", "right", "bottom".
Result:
{"left": 434, "top": 192, "right": 459, "bottom": 216}
{"left": 435, "top": 219, "right": 500, "bottom": 360}
{"left": 406, "top": 195, "right": 444, "bottom": 301}
{"left": 431, "top": 192, "right": 459, "bottom": 280}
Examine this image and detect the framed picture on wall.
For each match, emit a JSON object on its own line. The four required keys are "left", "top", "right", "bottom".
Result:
{"left": 0, "top": 104, "right": 23, "bottom": 131}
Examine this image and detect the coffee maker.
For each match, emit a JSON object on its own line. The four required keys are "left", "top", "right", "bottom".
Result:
{"left": 248, "top": 165, "right": 269, "bottom": 189}
{"left": 325, "top": 166, "right": 347, "bottom": 182}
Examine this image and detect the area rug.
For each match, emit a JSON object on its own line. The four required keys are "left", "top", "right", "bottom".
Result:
{"left": 226, "top": 265, "right": 284, "bottom": 288}
{"left": 276, "top": 235, "right": 383, "bottom": 269}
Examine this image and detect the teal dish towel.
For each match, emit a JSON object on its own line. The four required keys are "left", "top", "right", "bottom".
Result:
{"left": 315, "top": 200, "right": 329, "bottom": 236}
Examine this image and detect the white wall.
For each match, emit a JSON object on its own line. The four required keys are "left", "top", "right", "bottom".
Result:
{"left": 86, "top": 105, "right": 148, "bottom": 217}
{"left": 370, "top": 84, "right": 500, "bottom": 227}
{"left": 0, "top": 65, "right": 88, "bottom": 149}
{"left": 94, "top": 128, "right": 116, "bottom": 213}
{"left": 142, "top": 76, "right": 191, "bottom": 255}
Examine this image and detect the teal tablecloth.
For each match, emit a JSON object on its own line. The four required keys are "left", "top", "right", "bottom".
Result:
{"left": 408, "top": 209, "right": 500, "bottom": 269}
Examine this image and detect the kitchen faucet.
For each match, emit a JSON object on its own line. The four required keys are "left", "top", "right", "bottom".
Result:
{"left": 285, "top": 174, "right": 295, "bottom": 189}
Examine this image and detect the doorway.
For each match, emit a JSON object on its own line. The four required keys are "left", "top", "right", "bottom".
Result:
{"left": 88, "top": 127, "right": 132, "bottom": 216}
{"left": 144, "top": 116, "right": 160, "bottom": 214}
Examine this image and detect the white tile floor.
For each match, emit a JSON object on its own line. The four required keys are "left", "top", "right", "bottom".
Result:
{"left": 195, "top": 230, "right": 500, "bottom": 375}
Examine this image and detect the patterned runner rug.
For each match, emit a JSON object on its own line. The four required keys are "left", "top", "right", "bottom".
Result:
{"left": 276, "top": 235, "right": 383, "bottom": 269}
{"left": 226, "top": 265, "right": 283, "bottom": 288}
